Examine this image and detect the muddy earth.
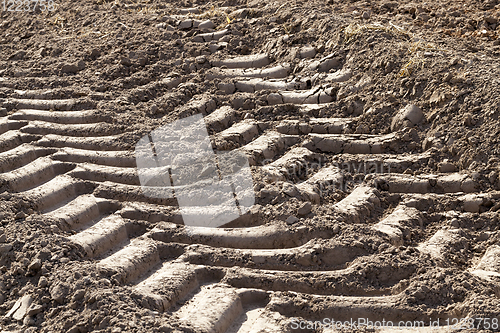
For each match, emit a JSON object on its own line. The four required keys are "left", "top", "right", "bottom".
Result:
{"left": 0, "top": 0, "right": 500, "bottom": 332}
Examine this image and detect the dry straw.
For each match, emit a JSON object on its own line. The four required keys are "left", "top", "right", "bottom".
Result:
{"left": 193, "top": 6, "right": 234, "bottom": 29}
{"left": 399, "top": 40, "right": 448, "bottom": 77}
{"left": 343, "top": 22, "right": 448, "bottom": 77}
{"left": 343, "top": 22, "right": 411, "bottom": 44}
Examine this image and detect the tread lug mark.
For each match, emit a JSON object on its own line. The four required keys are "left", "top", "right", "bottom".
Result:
{"left": 206, "top": 65, "right": 291, "bottom": 80}
{"left": 98, "top": 238, "right": 161, "bottom": 284}
{"left": 211, "top": 54, "right": 270, "bottom": 69}
{"left": 70, "top": 214, "right": 130, "bottom": 258}
{"left": 9, "top": 109, "right": 108, "bottom": 124}
{"left": 6, "top": 98, "right": 96, "bottom": 110}
{"left": 471, "top": 245, "right": 500, "bottom": 280}
{"left": 0, "top": 157, "right": 74, "bottom": 191}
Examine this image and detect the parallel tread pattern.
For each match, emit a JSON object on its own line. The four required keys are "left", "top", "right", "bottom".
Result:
{"left": 2, "top": 16, "right": 497, "bottom": 331}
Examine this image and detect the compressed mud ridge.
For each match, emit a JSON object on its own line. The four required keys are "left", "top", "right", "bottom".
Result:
{"left": 1, "top": 0, "right": 500, "bottom": 332}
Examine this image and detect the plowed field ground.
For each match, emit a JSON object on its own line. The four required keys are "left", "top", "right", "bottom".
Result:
{"left": 0, "top": 0, "right": 500, "bottom": 332}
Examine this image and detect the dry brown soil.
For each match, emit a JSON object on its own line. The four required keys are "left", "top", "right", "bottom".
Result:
{"left": 0, "top": 0, "right": 500, "bottom": 332}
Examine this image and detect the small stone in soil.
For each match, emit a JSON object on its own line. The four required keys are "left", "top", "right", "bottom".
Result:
{"left": 286, "top": 216, "right": 299, "bottom": 225}
{"left": 298, "top": 202, "right": 312, "bottom": 216}
{"left": 38, "top": 277, "right": 48, "bottom": 288}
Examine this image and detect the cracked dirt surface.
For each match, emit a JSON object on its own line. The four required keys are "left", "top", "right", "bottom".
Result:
{"left": 0, "top": 0, "right": 500, "bottom": 332}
